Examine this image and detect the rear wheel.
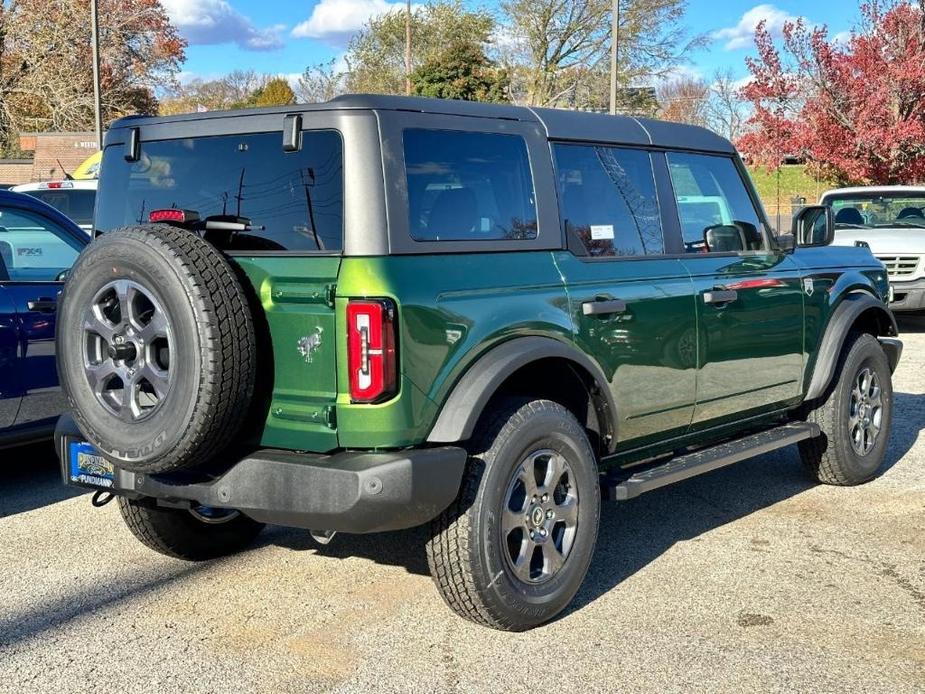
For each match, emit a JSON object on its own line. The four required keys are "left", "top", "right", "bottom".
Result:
{"left": 118, "top": 497, "right": 264, "bottom": 561}
{"left": 799, "top": 333, "right": 893, "bottom": 485}
{"left": 426, "top": 399, "right": 600, "bottom": 631}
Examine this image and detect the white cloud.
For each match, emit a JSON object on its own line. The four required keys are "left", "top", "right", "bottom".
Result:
{"left": 832, "top": 30, "right": 852, "bottom": 46}
{"left": 652, "top": 64, "right": 705, "bottom": 87}
{"left": 291, "top": 0, "right": 410, "bottom": 44}
{"left": 282, "top": 72, "right": 303, "bottom": 92}
{"left": 732, "top": 75, "right": 754, "bottom": 90}
{"left": 162, "top": 0, "right": 285, "bottom": 51}
{"left": 712, "top": 4, "right": 801, "bottom": 51}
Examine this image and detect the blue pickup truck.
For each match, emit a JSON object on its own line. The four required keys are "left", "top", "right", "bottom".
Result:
{"left": 0, "top": 190, "right": 87, "bottom": 448}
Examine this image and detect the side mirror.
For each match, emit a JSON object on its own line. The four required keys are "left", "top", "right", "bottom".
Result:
{"left": 704, "top": 224, "right": 747, "bottom": 253}
{"left": 792, "top": 205, "right": 834, "bottom": 247}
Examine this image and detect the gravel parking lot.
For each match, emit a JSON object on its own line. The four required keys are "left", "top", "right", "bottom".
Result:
{"left": 1, "top": 320, "right": 923, "bottom": 694}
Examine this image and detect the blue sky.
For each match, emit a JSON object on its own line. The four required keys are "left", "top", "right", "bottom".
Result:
{"left": 162, "top": 0, "right": 862, "bottom": 85}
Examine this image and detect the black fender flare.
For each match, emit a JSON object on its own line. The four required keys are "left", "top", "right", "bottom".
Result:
{"left": 805, "top": 292, "right": 900, "bottom": 401}
{"left": 426, "top": 336, "right": 617, "bottom": 447}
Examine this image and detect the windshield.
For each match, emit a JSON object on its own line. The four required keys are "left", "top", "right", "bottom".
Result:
{"left": 825, "top": 192, "right": 925, "bottom": 229}
{"left": 25, "top": 189, "right": 95, "bottom": 226}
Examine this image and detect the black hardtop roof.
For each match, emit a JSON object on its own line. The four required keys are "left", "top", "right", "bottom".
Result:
{"left": 109, "top": 93, "right": 734, "bottom": 153}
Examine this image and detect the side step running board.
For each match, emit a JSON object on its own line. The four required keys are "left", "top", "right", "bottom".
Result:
{"left": 606, "top": 422, "right": 820, "bottom": 501}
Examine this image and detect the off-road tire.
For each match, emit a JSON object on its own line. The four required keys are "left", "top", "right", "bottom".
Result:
{"left": 118, "top": 497, "right": 264, "bottom": 561}
{"left": 799, "top": 332, "right": 893, "bottom": 485}
{"left": 426, "top": 399, "right": 600, "bottom": 631}
{"left": 57, "top": 224, "right": 257, "bottom": 474}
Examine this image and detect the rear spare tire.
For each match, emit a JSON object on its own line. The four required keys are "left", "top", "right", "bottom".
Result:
{"left": 57, "top": 224, "right": 257, "bottom": 474}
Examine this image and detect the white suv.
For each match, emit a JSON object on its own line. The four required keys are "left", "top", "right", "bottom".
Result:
{"left": 822, "top": 185, "right": 925, "bottom": 312}
{"left": 11, "top": 179, "right": 97, "bottom": 234}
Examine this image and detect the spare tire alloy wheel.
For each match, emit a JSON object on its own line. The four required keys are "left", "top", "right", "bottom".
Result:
{"left": 58, "top": 224, "right": 257, "bottom": 474}
{"left": 501, "top": 449, "right": 579, "bottom": 584}
{"left": 84, "top": 279, "right": 172, "bottom": 422}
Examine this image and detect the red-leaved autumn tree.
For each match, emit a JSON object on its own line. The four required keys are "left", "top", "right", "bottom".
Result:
{"left": 738, "top": 0, "right": 925, "bottom": 185}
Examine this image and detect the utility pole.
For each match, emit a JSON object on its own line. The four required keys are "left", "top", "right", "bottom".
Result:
{"left": 404, "top": 0, "right": 412, "bottom": 96}
{"left": 90, "top": 0, "right": 103, "bottom": 150}
{"left": 609, "top": 0, "right": 620, "bottom": 115}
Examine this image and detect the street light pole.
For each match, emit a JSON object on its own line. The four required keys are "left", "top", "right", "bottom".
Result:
{"left": 609, "top": 0, "right": 620, "bottom": 115}
{"left": 405, "top": 0, "right": 412, "bottom": 96}
{"left": 90, "top": 0, "right": 103, "bottom": 150}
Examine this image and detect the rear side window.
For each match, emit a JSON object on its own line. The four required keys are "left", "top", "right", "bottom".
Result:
{"left": 27, "top": 190, "right": 96, "bottom": 226}
{"left": 95, "top": 131, "right": 343, "bottom": 252}
{"left": 404, "top": 129, "right": 537, "bottom": 242}
{"left": 667, "top": 152, "right": 765, "bottom": 253}
{"left": 554, "top": 144, "right": 663, "bottom": 257}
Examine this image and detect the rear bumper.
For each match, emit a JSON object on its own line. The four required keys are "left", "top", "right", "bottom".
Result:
{"left": 55, "top": 414, "right": 467, "bottom": 534}
{"left": 889, "top": 278, "right": 925, "bottom": 311}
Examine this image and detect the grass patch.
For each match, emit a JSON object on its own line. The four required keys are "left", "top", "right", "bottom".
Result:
{"left": 745, "top": 164, "right": 834, "bottom": 206}
{"left": 744, "top": 164, "right": 836, "bottom": 230}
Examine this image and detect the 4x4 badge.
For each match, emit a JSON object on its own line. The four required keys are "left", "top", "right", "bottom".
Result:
{"left": 803, "top": 278, "right": 814, "bottom": 296}
{"left": 297, "top": 327, "right": 324, "bottom": 363}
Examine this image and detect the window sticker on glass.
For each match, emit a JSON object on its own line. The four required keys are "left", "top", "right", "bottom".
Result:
{"left": 590, "top": 224, "right": 615, "bottom": 240}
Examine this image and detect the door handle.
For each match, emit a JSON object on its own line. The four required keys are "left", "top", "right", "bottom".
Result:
{"left": 703, "top": 289, "right": 738, "bottom": 305}
{"left": 582, "top": 299, "right": 627, "bottom": 316}
{"left": 27, "top": 298, "right": 57, "bottom": 313}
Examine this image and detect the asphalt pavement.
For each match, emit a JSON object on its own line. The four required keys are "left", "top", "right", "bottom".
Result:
{"left": 1, "top": 319, "right": 923, "bottom": 693}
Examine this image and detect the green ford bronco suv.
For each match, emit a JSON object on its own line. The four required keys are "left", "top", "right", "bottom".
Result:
{"left": 55, "top": 95, "right": 901, "bottom": 631}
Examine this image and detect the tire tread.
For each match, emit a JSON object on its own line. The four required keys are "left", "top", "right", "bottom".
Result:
{"left": 426, "top": 399, "right": 596, "bottom": 631}
{"left": 62, "top": 224, "right": 257, "bottom": 473}
{"left": 799, "top": 332, "right": 891, "bottom": 486}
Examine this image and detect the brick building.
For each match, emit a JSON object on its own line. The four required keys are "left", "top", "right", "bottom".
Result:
{"left": 0, "top": 132, "right": 100, "bottom": 185}
{"left": 0, "top": 159, "right": 32, "bottom": 186}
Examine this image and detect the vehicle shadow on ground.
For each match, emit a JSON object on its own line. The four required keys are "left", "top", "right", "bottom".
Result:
{"left": 566, "top": 390, "right": 925, "bottom": 619}
{"left": 2, "top": 393, "right": 921, "bottom": 636}
{"left": 260, "top": 391, "right": 925, "bottom": 617}
{"left": 260, "top": 522, "right": 432, "bottom": 575}
{"left": 897, "top": 315, "right": 925, "bottom": 334}
{"left": 0, "top": 560, "right": 215, "bottom": 647}
{"left": 0, "top": 441, "right": 86, "bottom": 519}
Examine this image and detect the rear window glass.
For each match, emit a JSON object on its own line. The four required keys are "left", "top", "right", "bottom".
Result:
{"left": 95, "top": 130, "right": 343, "bottom": 252}
{"left": 26, "top": 189, "right": 95, "bottom": 226}
{"left": 404, "top": 129, "right": 537, "bottom": 242}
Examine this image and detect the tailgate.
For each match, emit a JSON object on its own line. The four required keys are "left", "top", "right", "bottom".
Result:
{"left": 233, "top": 255, "right": 341, "bottom": 452}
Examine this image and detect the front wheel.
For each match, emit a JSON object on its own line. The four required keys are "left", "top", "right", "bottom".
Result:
{"left": 799, "top": 332, "right": 894, "bottom": 485}
{"left": 426, "top": 399, "right": 600, "bottom": 631}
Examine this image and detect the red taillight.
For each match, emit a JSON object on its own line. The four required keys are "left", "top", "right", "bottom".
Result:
{"left": 347, "top": 299, "right": 397, "bottom": 403}
{"left": 46, "top": 181, "right": 71, "bottom": 189}
{"left": 149, "top": 208, "right": 198, "bottom": 224}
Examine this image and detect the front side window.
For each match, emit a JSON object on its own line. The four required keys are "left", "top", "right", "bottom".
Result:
{"left": 0, "top": 207, "right": 82, "bottom": 281}
{"left": 95, "top": 130, "right": 343, "bottom": 252}
{"left": 404, "top": 129, "right": 537, "bottom": 242}
{"left": 667, "top": 152, "right": 766, "bottom": 253}
{"left": 554, "top": 144, "right": 663, "bottom": 257}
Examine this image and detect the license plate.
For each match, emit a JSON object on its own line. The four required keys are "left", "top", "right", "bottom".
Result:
{"left": 68, "top": 442, "right": 114, "bottom": 488}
